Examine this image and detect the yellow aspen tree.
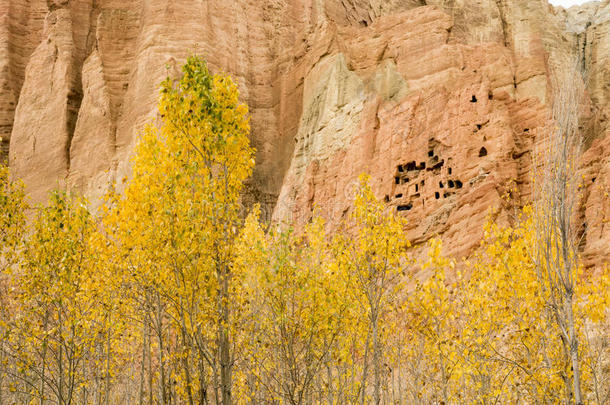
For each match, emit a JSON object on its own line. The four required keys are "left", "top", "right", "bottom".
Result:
{"left": 232, "top": 207, "right": 268, "bottom": 403}
{"left": 0, "top": 165, "right": 27, "bottom": 405}
{"left": 86, "top": 227, "right": 137, "bottom": 405}
{"left": 464, "top": 213, "right": 563, "bottom": 403}
{"left": 238, "top": 215, "right": 350, "bottom": 404}
{"left": 576, "top": 264, "right": 610, "bottom": 403}
{"left": 5, "top": 192, "right": 103, "bottom": 405}
{"left": 160, "top": 56, "right": 254, "bottom": 405}
{"left": 0, "top": 165, "right": 27, "bottom": 273}
{"left": 463, "top": 209, "right": 609, "bottom": 403}
{"left": 325, "top": 232, "right": 365, "bottom": 405}
{"left": 336, "top": 174, "right": 409, "bottom": 405}
{"left": 404, "top": 239, "right": 462, "bottom": 404}
{"left": 532, "top": 63, "right": 587, "bottom": 405}
{"left": 104, "top": 55, "right": 254, "bottom": 405}
{"left": 103, "top": 182, "right": 176, "bottom": 405}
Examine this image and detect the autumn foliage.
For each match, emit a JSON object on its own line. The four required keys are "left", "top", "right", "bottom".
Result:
{"left": 0, "top": 57, "right": 608, "bottom": 404}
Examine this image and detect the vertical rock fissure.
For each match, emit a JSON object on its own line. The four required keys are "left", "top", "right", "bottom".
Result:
{"left": 65, "top": 0, "right": 101, "bottom": 176}
{"left": 494, "top": 0, "right": 510, "bottom": 48}
{"left": 65, "top": 88, "right": 83, "bottom": 173}
{"left": 2, "top": 0, "right": 46, "bottom": 164}
{"left": 65, "top": 21, "right": 85, "bottom": 176}
{"left": 579, "top": 22, "right": 591, "bottom": 75}
{"left": 85, "top": 0, "right": 100, "bottom": 56}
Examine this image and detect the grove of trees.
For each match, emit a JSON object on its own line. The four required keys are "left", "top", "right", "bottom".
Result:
{"left": 0, "top": 56, "right": 608, "bottom": 404}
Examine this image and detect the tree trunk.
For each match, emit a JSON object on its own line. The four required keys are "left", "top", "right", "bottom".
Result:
{"left": 372, "top": 313, "right": 381, "bottom": 405}
{"left": 218, "top": 265, "right": 232, "bottom": 405}
{"left": 219, "top": 323, "right": 231, "bottom": 405}
{"left": 0, "top": 338, "right": 4, "bottom": 405}
{"left": 105, "top": 318, "right": 111, "bottom": 405}
{"left": 138, "top": 323, "right": 146, "bottom": 405}
{"left": 156, "top": 300, "right": 168, "bottom": 405}
{"left": 95, "top": 370, "right": 101, "bottom": 405}
{"left": 198, "top": 354, "right": 208, "bottom": 404}
{"left": 158, "top": 332, "right": 167, "bottom": 404}
{"left": 40, "top": 335, "right": 47, "bottom": 405}
{"left": 147, "top": 321, "right": 153, "bottom": 405}
{"left": 59, "top": 311, "right": 64, "bottom": 405}
{"left": 359, "top": 328, "right": 371, "bottom": 405}
{"left": 327, "top": 360, "right": 333, "bottom": 405}
{"left": 212, "top": 363, "right": 220, "bottom": 405}
{"left": 180, "top": 326, "right": 194, "bottom": 405}
{"left": 566, "top": 295, "right": 582, "bottom": 405}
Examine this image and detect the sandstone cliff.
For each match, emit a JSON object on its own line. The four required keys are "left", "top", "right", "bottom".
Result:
{"left": 1, "top": 0, "right": 608, "bottom": 267}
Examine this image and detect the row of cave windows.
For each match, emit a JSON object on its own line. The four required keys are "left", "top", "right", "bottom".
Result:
{"left": 395, "top": 148, "right": 486, "bottom": 185}
{"left": 393, "top": 179, "right": 463, "bottom": 194}
{"left": 396, "top": 193, "right": 455, "bottom": 212}
{"left": 392, "top": 176, "right": 463, "bottom": 212}
{"left": 396, "top": 189, "right": 456, "bottom": 212}
{"left": 397, "top": 151, "right": 445, "bottom": 173}
{"left": 396, "top": 194, "right": 456, "bottom": 211}
{"left": 394, "top": 144, "right": 487, "bottom": 188}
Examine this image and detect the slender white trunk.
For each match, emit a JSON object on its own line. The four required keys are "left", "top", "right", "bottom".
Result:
{"left": 565, "top": 295, "right": 582, "bottom": 404}
{"left": 372, "top": 314, "right": 381, "bottom": 405}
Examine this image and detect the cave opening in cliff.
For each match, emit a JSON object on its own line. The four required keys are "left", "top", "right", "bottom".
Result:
{"left": 477, "top": 124, "right": 482, "bottom": 130}
{"left": 448, "top": 167, "right": 452, "bottom": 175}
{"left": 439, "top": 181, "right": 444, "bottom": 188}
{"left": 406, "top": 161, "right": 416, "bottom": 171}
{"left": 395, "top": 177, "right": 400, "bottom": 184}
{"left": 479, "top": 147, "right": 488, "bottom": 157}
{"left": 398, "top": 164, "right": 404, "bottom": 172}
{"left": 448, "top": 180, "right": 455, "bottom": 188}
{"left": 397, "top": 203, "right": 412, "bottom": 211}
{"left": 415, "top": 184, "right": 418, "bottom": 192}
{"left": 488, "top": 91, "right": 493, "bottom": 100}
{"left": 471, "top": 95, "right": 477, "bottom": 102}
{"left": 360, "top": 20, "right": 368, "bottom": 27}
{"left": 435, "top": 192, "right": 440, "bottom": 199}
{"left": 455, "top": 180, "right": 463, "bottom": 189}
{"left": 428, "top": 150, "right": 434, "bottom": 157}
{"left": 417, "top": 162, "right": 426, "bottom": 170}
{"left": 429, "top": 160, "right": 444, "bottom": 171}
{"left": 395, "top": 193, "right": 403, "bottom": 199}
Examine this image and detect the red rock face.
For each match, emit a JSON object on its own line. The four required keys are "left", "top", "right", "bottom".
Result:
{"left": 1, "top": 0, "right": 609, "bottom": 267}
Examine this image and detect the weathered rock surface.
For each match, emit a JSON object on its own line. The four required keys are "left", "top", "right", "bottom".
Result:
{"left": 1, "top": 0, "right": 609, "bottom": 267}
